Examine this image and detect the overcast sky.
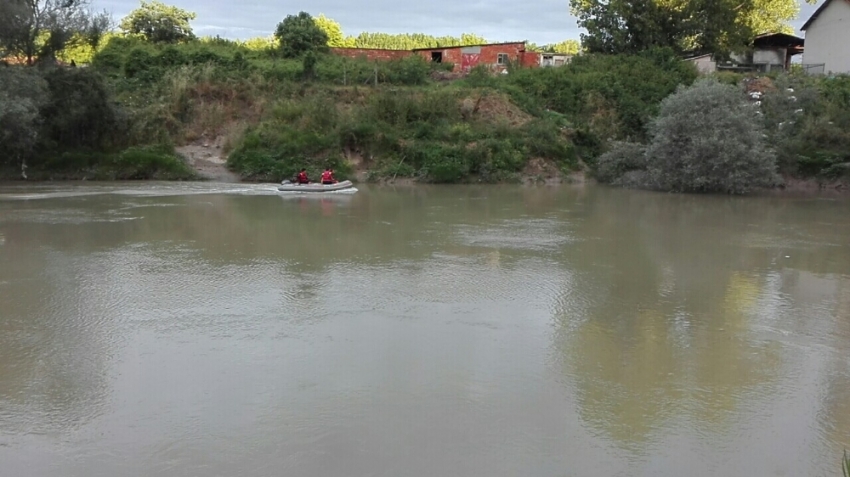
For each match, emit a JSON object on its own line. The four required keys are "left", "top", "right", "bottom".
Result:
{"left": 93, "top": 0, "right": 823, "bottom": 45}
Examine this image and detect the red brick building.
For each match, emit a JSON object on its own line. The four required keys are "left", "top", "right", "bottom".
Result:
{"left": 413, "top": 42, "right": 539, "bottom": 73}
{"left": 329, "top": 42, "right": 544, "bottom": 74}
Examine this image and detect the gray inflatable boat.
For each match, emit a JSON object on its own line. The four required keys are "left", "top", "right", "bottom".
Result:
{"left": 278, "top": 180, "right": 356, "bottom": 192}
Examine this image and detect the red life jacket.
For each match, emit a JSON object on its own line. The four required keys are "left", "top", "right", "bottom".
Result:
{"left": 321, "top": 171, "right": 333, "bottom": 182}
{"left": 297, "top": 172, "right": 308, "bottom": 183}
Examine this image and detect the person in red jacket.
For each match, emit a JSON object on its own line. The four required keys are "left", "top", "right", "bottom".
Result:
{"left": 296, "top": 168, "right": 309, "bottom": 184}
{"left": 321, "top": 167, "right": 337, "bottom": 185}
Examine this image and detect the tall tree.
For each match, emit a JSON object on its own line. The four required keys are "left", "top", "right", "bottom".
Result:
{"left": 313, "top": 14, "right": 353, "bottom": 47}
{"left": 274, "top": 12, "right": 328, "bottom": 57}
{"left": 570, "top": 0, "right": 816, "bottom": 56}
{"left": 119, "top": 1, "right": 196, "bottom": 43}
{"left": 0, "top": 0, "right": 111, "bottom": 64}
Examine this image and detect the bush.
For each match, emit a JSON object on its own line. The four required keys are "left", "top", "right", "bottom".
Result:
{"left": 761, "top": 74, "right": 850, "bottom": 177}
{"left": 124, "top": 48, "right": 157, "bottom": 79}
{"left": 645, "top": 78, "right": 779, "bottom": 194}
{"left": 594, "top": 141, "right": 647, "bottom": 185}
{"left": 498, "top": 48, "right": 698, "bottom": 142}
{"left": 114, "top": 144, "right": 196, "bottom": 179}
{"left": 382, "top": 55, "right": 430, "bottom": 85}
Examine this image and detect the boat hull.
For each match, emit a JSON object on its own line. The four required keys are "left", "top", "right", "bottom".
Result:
{"left": 278, "top": 180, "right": 355, "bottom": 193}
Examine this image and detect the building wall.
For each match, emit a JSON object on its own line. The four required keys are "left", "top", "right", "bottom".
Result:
{"left": 753, "top": 47, "right": 786, "bottom": 66}
{"left": 329, "top": 48, "right": 412, "bottom": 61}
{"left": 803, "top": 0, "right": 850, "bottom": 74}
{"left": 416, "top": 43, "right": 532, "bottom": 73}
{"left": 685, "top": 55, "right": 717, "bottom": 74}
{"left": 331, "top": 43, "right": 546, "bottom": 74}
{"left": 540, "top": 54, "right": 572, "bottom": 67}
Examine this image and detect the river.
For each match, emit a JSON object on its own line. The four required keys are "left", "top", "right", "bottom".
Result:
{"left": 0, "top": 182, "right": 848, "bottom": 477}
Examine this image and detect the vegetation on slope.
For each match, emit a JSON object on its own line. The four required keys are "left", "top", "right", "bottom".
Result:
{"left": 2, "top": 3, "right": 849, "bottom": 191}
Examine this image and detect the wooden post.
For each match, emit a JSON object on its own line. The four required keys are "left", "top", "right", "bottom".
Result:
{"left": 374, "top": 65, "right": 378, "bottom": 87}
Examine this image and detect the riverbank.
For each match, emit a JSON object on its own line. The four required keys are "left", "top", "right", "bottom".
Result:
{"left": 3, "top": 37, "right": 848, "bottom": 190}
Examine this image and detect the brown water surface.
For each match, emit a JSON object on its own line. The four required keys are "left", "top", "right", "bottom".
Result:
{"left": 0, "top": 182, "right": 848, "bottom": 477}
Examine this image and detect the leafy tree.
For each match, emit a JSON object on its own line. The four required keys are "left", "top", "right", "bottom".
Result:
{"left": 549, "top": 40, "right": 581, "bottom": 54}
{"left": 645, "top": 79, "right": 779, "bottom": 193}
{"left": 241, "top": 36, "right": 275, "bottom": 51}
{"left": 39, "top": 68, "right": 122, "bottom": 149}
{"left": 274, "top": 12, "right": 328, "bottom": 58}
{"left": 119, "top": 1, "right": 196, "bottom": 43}
{"left": 529, "top": 39, "right": 581, "bottom": 54}
{"left": 0, "top": 0, "right": 111, "bottom": 65}
{"left": 314, "top": 14, "right": 353, "bottom": 47}
{"left": 570, "top": 0, "right": 816, "bottom": 56}
{"left": 350, "top": 32, "right": 488, "bottom": 50}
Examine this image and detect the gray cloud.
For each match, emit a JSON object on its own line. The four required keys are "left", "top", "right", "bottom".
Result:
{"left": 93, "top": 0, "right": 819, "bottom": 44}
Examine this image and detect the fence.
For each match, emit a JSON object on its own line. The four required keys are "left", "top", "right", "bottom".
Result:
{"left": 801, "top": 63, "right": 826, "bottom": 75}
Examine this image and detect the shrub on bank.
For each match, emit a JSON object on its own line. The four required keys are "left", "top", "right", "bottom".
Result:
{"left": 646, "top": 79, "right": 779, "bottom": 193}
{"left": 596, "top": 79, "right": 780, "bottom": 194}
{"left": 493, "top": 48, "right": 699, "bottom": 144}
{"left": 760, "top": 74, "right": 850, "bottom": 179}
{"left": 594, "top": 141, "right": 647, "bottom": 185}
{"left": 17, "top": 145, "right": 197, "bottom": 181}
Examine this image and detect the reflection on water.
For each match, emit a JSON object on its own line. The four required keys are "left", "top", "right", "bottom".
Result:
{"left": 0, "top": 182, "right": 848, "bottom": 477}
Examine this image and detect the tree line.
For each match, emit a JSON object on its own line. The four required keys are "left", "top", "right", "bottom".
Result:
{"left": 2, "top": 0, "right": 818, "bottom": 65}
{"left": 570, "top": 0, "right": 816, "bottom": 57}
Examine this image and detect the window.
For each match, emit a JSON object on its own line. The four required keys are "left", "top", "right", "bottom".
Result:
{"left": 431, "top": 52, "right": 442, "bottom": 63}
{"left": 497, "top": 53, "right": 509, "bottom": 65}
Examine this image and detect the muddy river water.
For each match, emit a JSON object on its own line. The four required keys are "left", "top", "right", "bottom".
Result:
{"left": 0, "top": 182, "right": 848, "bottom": 477}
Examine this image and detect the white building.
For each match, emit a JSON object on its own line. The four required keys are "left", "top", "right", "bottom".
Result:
{"left": 801, "top": 0, "right": 850, "bottom": 74}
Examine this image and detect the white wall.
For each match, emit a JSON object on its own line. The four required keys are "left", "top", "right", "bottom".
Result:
{"left": 685, "top": 55, "right": 716, "bottom": 74}
{"left": 804, "top": 0, "right": 850, "bottom": 74}
{"left": 754, "top": 48, "right": 785, "bottom": 66}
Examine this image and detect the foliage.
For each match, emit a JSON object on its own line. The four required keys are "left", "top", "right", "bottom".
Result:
{"left": 112, "top": 144, "right": 195, "bottom": 179}
{"left": 275, "top": 12, "right": 329, "bottom": 58}
{"left": 645, "top": 78, "right": 779, "bottom": 193}
{"left": 39, "top": 67, "right": 127, "bottom": 150}
{"left": 314, "top": 14, "right": 353, "bottom": 48}
{"left": 0, "top": 0, "right": 111, "bottom": 64}
{"left": 760, "top": 73, "right": 850, "bottom": 178}
{"left": 0, "top": 68, "right": 48, "bottom": 168}
{"left": 226, "top": 87, "right": 575, "bottom": 183}
{"left": 119, "top": 1, "right": 196, "bottom": 44}
{"left": 0, "top": 65, "right": 184, "bottom": 180}
{"left": 569, "top": 0, "right": 816, "bottom": 56}
{"left": 594, "top": 141, "right": 647, "bottom": 185}
{"left": 496, "top": 48, "right": 698, "bottom": 142}
{"left": 528, "top": 40, "right": 582, "bottom": 55}
{"left": 843, "top": 450, "right": 849, "bottom": 477}
{"left": 348, "top": 32, "right": 488, "bottom": 50}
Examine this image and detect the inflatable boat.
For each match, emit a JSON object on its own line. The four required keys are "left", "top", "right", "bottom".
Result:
{"left": 278, "top": 180, "right": 356, "bottom": 193}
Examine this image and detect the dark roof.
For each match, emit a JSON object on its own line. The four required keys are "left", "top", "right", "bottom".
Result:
{"left": 412, "top": 41, "right": 526, "bottom": 52}
{"left": 753, "top": 32, "right": 805, "bottom": 47}
{"left": 681, "top": 51, "right": 713, "bottom": 60}
{"left": 801, "top": 0, "right": 845, "bottom": 31}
